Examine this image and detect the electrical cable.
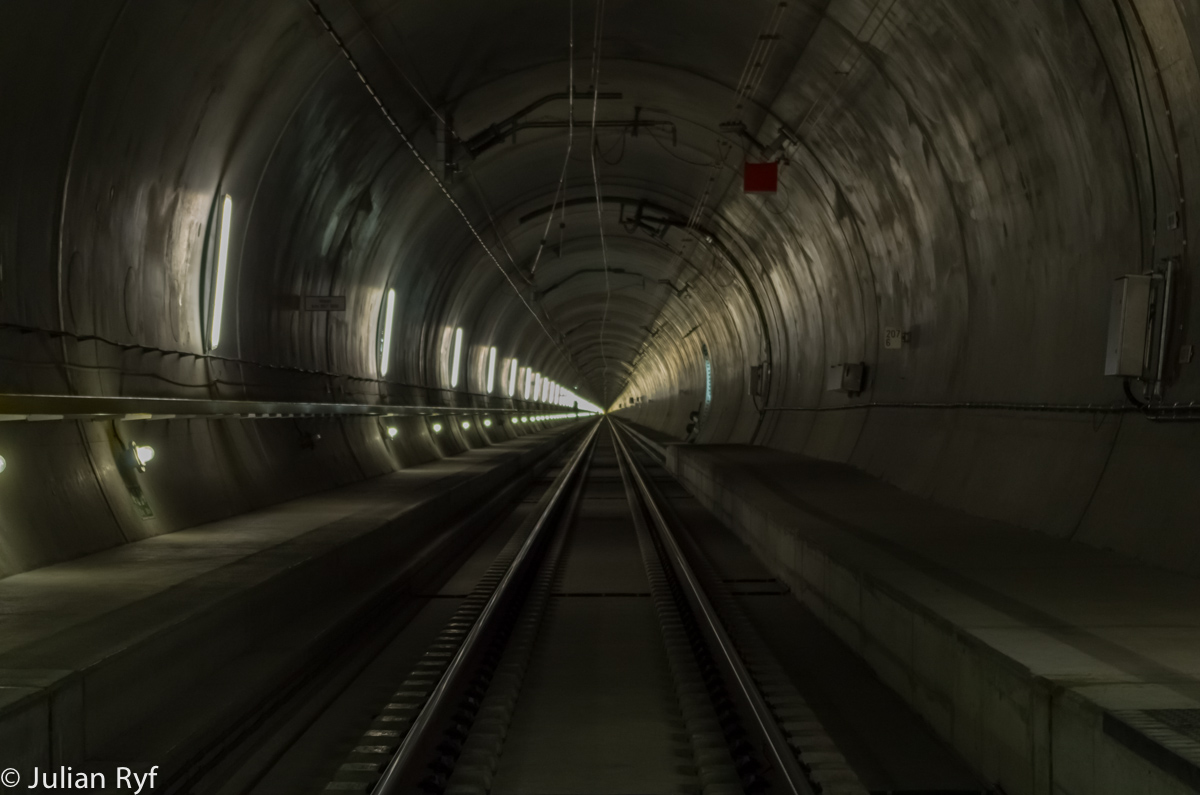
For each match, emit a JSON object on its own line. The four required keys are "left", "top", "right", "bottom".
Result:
{"left": 587, "top": 0, "right": 613, "bottom": 405}
{"left": 342, "top": 0, "right": 526, "bottom": 277}
{"left": 734, "top": 1, "right": 790, "bottom": 113}
{"left": 645, "top": 126, "right": 723, "bottom": 166}
{"left": 598, "top": 127, "right": 627, "bottom": 165}
{"left": 342, "top": 0, "right": 447, "bottom": 126}
{"left": 529, "top": 0, "right": 575, "bottom": 278}
{"left": 0, "top": 319, "right": 521, "bottom": 404}
{"left": 305, "top": 0, "right": 583, "bottom": 382}
{"left": 1123, "top": 378, "right": 1146, "bottom": 409}
{"left": 466, "top": 170, "right": 518, "bottom": 265}
{"left": 567, "top": 126, "right": 627, "bottom": 164}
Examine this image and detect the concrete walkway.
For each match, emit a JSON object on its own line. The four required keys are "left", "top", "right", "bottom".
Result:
{"left": 0, "top": 428, "right": 572, "bottom": 778}
{"left": 667, "top": 444, "right": 1200, "bottom": 795}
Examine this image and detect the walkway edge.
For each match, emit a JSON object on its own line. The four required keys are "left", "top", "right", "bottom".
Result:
{"left": 665, "top": 446, "right": 1199, "bottom": 795}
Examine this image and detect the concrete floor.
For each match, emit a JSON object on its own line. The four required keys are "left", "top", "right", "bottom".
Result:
{"left": 492, "top": 438, "right": 691, "bottom": 794}
{"left": 0, "top": 430, "right": 568, "bottom": 779}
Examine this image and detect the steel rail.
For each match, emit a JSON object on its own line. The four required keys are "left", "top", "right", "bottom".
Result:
{"left": 371, "top": 418, "right": 601, "bottom": 794}
{"left": 612, "top": 417, "right": 668, "bottom": 461}
{"left": 609, "top": 419, "right": 816, "bottom": 795}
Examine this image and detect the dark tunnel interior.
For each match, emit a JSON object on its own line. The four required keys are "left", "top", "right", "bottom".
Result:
{"left": 3, "top": 2, "right": 1200, "bottom": 794}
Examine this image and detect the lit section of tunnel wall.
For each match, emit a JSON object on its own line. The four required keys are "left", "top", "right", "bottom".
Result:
{"left": 0, "top": 1, "right": 586, "bottom": 576}
{"left": 615, "top": 0, "right": 1200, "bottom": 575}
{"left": 3, "top": 0, "right": 1200, "bottom": 580}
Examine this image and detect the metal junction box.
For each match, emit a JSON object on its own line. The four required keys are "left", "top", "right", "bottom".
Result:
{"left": 825, "top": 362, "right": 865, "bottom": 394}
{"left": 1105, "top": 275, "right": 1152, "bottom": 377}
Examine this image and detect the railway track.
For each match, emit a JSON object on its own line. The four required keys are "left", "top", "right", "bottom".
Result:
{"left": 318, "top": 419, "right": 867, "bottom": 795}
{"left": 175, "top": 418, "right": 985, "bottom": 795}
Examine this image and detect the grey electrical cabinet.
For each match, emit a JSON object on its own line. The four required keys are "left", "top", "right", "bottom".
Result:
{"left": 825, "top": 362, "right": 865, "bottom": 394}
{"left": 1105, "top": 275, "right": 1152, "bottom": 377}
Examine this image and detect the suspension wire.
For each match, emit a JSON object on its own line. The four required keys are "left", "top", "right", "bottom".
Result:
{"left": 466, "top": 170, "right": 519, "bottom": 265}
{"left": 343, "top": 0, "right": 523, "bottom": 273}
{"left": 305, "top": 0, "right": 582, "bottom": 380}
{"left": 735, "top": 1, "right": 790, "bottom": 114}
{"left": 587, "top": 0, "right": 613, "bottom": 405}
{"left": 529, "top": 0, "right": 576, "bottom": 278}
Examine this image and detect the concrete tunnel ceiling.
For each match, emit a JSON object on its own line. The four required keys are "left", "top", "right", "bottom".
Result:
{"left": 5, "top": 1, "right": 1200, "bottom": 575}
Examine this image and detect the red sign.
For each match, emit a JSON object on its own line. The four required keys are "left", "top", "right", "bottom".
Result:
{"left": 743, "top": 161, "right": 778, "bottom": 193}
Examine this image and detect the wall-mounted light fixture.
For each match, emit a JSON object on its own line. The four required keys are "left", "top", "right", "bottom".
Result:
{"left": 432, "top": 422, "right": 443, "bottom": 433}
{"left": 387, "top": 426, "right": 398, "bottom": 439}
{"left": 508, "top": 359, "right": 518, "bottom": 396}
{"left": 486, "top": 347, "right": 497, "bottom": 393}
{"left": 210, "top": 195, "right": 233, "bottom": 350}
{"left": 127, "top": 442, "right": 155, "bottom": 472}
{"left": 461, "top": 420, "right": 471, "bottom": 430}
{"left": 483, "top": 419, "right": 492, "bottom": 428}
{"left": 379, "top": 288, "right": 396, "bottom": 376}
{"left": 450, "top": 327, "right": 464, "bottom": 388}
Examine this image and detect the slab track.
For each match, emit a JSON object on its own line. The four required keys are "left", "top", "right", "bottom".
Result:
{"left": 179, "top": 419, "right": 986, "bottom": 795}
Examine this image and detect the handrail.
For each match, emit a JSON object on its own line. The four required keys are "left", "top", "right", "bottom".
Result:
{"left": 371, "top": 418, "right": 601, "bottom": 794}
{"left": 0, "top": 392, "right": 599, "bottom": 423}
{"left": 609, "top": 419, "right": 815, "bottom": 795}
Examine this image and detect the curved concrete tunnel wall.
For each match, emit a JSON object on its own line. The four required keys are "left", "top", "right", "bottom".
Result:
{"left": 2, "top": 1, "right": 1199, "bottom": 578}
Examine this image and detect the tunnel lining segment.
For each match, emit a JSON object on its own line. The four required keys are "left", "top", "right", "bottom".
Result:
{"left": 304, "top": 0, "right": 584, "bottom": 384}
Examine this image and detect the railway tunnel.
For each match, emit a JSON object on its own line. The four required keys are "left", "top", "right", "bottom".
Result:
{"left": 2, "top": 1, "right": 1200, "bottom": 793}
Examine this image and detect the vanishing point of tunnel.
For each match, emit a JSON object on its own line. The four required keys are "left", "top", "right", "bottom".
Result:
{"left": 2, "top": 1, "right": 1200, "bottom": 794}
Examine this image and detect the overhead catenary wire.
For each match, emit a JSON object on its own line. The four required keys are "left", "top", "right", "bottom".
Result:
{"left": 305, "top": 0, "right": 582, "bottom": 382}
{"left": 618, "top": 0, "right": 789, "bottom": 410}
{"left": 732, "top": 1, "right": 790, "bottom": 114}
{"left": 466, "top": 170, "right": 519, "bottom": 266}
{"left": 671, "top": 1, "right": 792, "bottom": 282}
{"left": 587, "top": 0, "right": 613, "bottom": 405}
{"left": 529, "top": 0, "right": 576, "bottom": 278}
{"left": 343, "top": 0, "right": 526, "bottom": 275}
{"left": 653, "top": 0, "right": 893, "bottom": 417}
